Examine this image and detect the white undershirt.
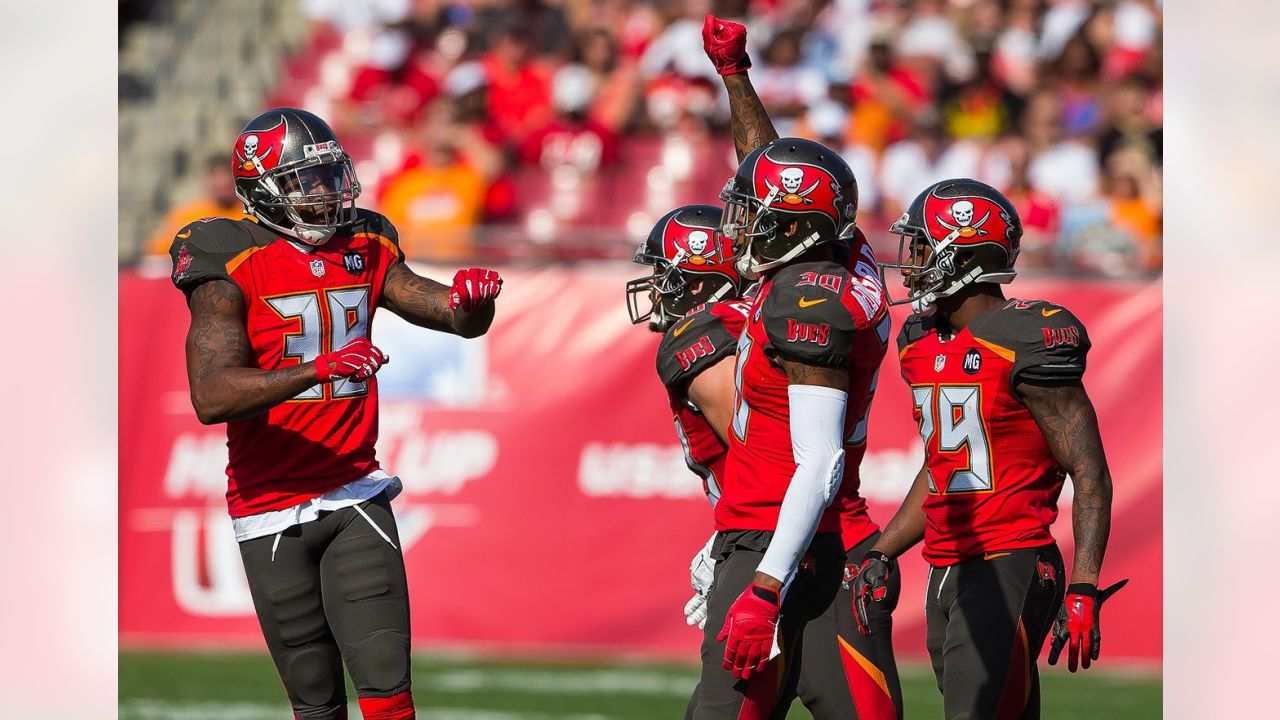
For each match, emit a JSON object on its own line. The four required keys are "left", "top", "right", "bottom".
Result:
{"left": 232, "top": 469, "right": 402, "bottom": 542}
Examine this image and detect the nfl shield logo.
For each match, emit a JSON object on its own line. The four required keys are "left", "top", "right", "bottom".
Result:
{"left": 934, "top": 354, "right": 946, "bottom": 372}
{"left": 310, "top": 259, "right": 326, "bottom": 277}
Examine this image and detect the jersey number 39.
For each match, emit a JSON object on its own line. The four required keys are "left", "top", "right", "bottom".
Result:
{"left": 912, "top": 384, "right": 993, "bottom": 493}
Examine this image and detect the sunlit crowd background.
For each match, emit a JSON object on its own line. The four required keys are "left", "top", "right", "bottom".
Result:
{"left": 119, "top": 0, "right": 1161, "bottom": 274}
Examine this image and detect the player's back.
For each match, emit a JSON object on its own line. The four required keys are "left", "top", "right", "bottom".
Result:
{"left": 170, "top": 210, "right": 406, "bottom": 517}
{"left": 718, "top": 237, "right": 892, "bottom": 549}
{"left": 655, "top": 299, "right": 751, "bottom": 506}
{"left": 897, "top": 298, "right": 1092, "bottom": 565}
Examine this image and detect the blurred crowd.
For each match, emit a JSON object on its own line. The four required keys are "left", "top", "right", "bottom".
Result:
{"left": 147, "top": 0, "right": 1162, "bottom": 273}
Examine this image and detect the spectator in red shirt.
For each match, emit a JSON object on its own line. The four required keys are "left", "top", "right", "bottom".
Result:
{"left": 519, "top": 64, "right": 619, "bottom": 174}
{"left": 483, "top": 23, "right": 554, "bottom": 143}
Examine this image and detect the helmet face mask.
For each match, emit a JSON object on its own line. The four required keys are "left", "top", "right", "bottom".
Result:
{"left": 719, "top": 178, "right": 781, "bottom": 281}
{"left": 626, "top": 251, "right": 689, "bottom": 330}
{"left": 879, "top": 179, "right": 1023, "bottom": 310}
{"left": 626, "top": 205, "right": 743, "bottom": 332}
{"left": 233, "top": 109, "right": 362, "bottom": 246}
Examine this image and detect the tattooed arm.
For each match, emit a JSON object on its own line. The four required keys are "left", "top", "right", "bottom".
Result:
{"left": 381, "top": 263, "right": 495, "bottom": 338}
{"left": 723, "top": 73, "right": 779, "bottom": 163}
{"left": 185, "top": 280, "right": 319, "bottom": 425}
{"left": 1019, "top": 379, "right": 1113, "bottom": 585}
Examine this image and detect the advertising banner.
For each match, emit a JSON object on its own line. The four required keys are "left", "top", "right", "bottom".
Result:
{"left": 120, "top": 265, "right": 1161, "bottom": 662}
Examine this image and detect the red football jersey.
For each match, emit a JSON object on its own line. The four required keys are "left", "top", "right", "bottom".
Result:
{"left": 718, "top": 238, "right": 892, "bottom": 550}
{"left": 897, "top": 299, "right": 1091, "bottom": 565}
{"left": 170, "top": 211, "right": 404, "bottom": 517}
{"left": 655, "top": 300, "right": 751, "bottom": 504}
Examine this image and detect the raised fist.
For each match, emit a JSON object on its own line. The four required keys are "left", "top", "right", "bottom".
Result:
{"left": 702, "top": 15, "right": 751, "bottom": 76}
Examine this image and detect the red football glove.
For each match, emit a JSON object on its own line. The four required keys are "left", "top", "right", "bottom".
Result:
{"left": 717, "top": 583, "right": 781, "bottom": 680}
{"left": 449, "top": 267, "right": 503, "bottom": 312}
{"left": 850, "top": 551, "right": 894, "bottom": 636}
{"left": 702, "top": 14, "right": 751, "bottom": 76}
{"left": 315, "top": 337, "right": 389, "bottom": 383}
{"left": 1048, "top": 579, "right": 1128, "bottom": 672}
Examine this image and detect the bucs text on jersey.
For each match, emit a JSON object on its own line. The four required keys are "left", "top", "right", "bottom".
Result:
{"left": 655, "top": 299, "right": 752, "bottom": 505}
{"left": 169, "top": 210, "right": 403, "bottom": 517}
{"left": 718, "top": 238, "right": 892, "bottom": 550}
{"left": 897, "top": 298, "right": 1091, "bottom": 565}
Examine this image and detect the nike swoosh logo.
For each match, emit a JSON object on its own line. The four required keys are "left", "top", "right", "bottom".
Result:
{"left": 983, "top": 552, "right": 1011, "bottom": 561}
{"left": 798, "top": 297, "right": 827, "bottom": 308}
{"left": 1041, "top": 308, "right": 1062, "bottom": 317}
{"left": 673, "top": 318, "right": 696, "bottom": 337}
{"left": 176, "top": 229, "right": 191, "bottom": 239}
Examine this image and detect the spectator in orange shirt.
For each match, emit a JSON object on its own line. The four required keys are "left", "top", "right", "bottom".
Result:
{"left": 1103, "top": 146, "right": 1161, "bottom": 268}
{"left": 145, "top": 155, "right": 244, "bottom": 256}
{"left": 378, "top": 100, "right": 487, "bottom": 260}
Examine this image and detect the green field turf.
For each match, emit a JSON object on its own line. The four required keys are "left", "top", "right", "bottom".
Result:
{"left": 119, "top": 651, "right": 1160, "bottom": 719}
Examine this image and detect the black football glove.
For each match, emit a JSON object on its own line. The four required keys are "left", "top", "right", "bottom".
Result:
{"left": 1048, "top": 579, "right": 1128, "bottom": 672}
{"left": 850, "top": 550, "right": 894, "bottom": 636}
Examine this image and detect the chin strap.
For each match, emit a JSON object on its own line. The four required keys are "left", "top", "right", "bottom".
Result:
{"left": 745, "top": 231, "right": 823, "bottom": 277}
{"left": 707, "top": 280, "right": 735, "bottom": 303}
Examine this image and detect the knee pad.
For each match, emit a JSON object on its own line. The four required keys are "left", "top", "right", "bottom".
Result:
{"left": 359, "top": 689, "right": 415, "bottom": 720}
{"left": 283, "top": 645, "right": 344, "bottom": 713}
{"left": 349, "top": 628, "right": 411, "bottom": 695}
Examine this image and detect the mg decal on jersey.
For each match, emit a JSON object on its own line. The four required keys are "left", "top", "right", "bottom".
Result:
{"left": 1042, "top": 325, "right": 1081, "bottom": 349}
{"left": 343, "top": 250, "right": 365, "bottom": 274}
{"left": 786, "top": 319, "right": 830, "bottom": 345}
{"left": 676, "top": 335, "right": 717, "bottom": 370}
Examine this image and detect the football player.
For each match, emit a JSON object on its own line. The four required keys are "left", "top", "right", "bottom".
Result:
{"left": 630, "top": 207, "right": 869, "bottom": 720}
{"left": 627, "top": 204, "right": 747, "bottom": 636}
{"left": 169, "top": 108, "right": 502, "bottom": 720}
{"left": 853, "top": 178, "right": 1125, "bottom": 719}
{"left": 698, "top": 16, "right": 905, "bottom": 720}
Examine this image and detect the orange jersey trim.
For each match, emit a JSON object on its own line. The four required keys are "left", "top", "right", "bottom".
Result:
{"left": 974, "top": 336, "right": 1016, "bottom": 363}
{"left": 224, "top": 245, "right": 266, "bottom": 275}
{"left": 355, "top": 232, "right": 401, "bottom": 261}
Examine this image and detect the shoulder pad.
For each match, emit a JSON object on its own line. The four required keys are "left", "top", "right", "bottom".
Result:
{"left": 897, "top": 312, "right": 938, "bottom": 356}
{"left": 348, "top": 208, "right": 403, "bottom": 259}
{"left": 656, "top": 305, "right": 742, "bottom": 389}
{"left": 169, "top": 217, "right": 264, "bottom": 295}
{"left": 970, "top": 299, "right": 1091, "bottom": 384}
{"left": 761, "top": 261, "right": 856, "bottom": 367}
{"left": 706, "top": 298, "right": 752, "bottom": 337}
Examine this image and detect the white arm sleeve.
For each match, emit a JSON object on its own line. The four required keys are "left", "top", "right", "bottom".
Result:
{"left": 754, "top": 384, "right": 848, "bottom": 587}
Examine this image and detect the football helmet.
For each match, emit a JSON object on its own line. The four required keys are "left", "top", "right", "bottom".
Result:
{"left": 880, "top": 178, "right": 1022, "bottom": 309}
{"left": 232, "top": 108, "right": 360, "bottom": 245}
{"left": 720, "top": 138, "right": 858, "bottom": 279}
{"left": 627, "top": 205, "right": 743, "bottom": 331}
